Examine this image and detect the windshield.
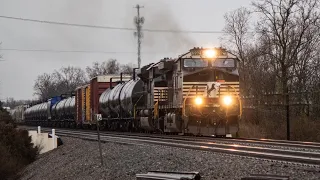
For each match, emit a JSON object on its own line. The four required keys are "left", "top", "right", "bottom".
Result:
{"left": 183, "top": 58, "right": 236, "bottom": 68}
{"left": 212, "top": 58, "right": 236, "bottom": 68}
{"left": 183, "top": 58, "right": 208, "bottom": 68}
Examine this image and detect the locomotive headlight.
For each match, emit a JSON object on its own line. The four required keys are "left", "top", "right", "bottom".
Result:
{"left": 203, "top": 49, "right": 216, "bottom": 58}
{"left": 223, "top": 96, "right": 232, "bottom": 106}
{"left": 195, "top": 96, "right": 203, "bottom": 105}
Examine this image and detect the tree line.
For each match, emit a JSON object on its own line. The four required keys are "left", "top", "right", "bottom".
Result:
{"left": 34, "top": 59, "right": 135, "bottom": 101}
{"left": 222, "top": 0, "right": 320, "bottom": 141}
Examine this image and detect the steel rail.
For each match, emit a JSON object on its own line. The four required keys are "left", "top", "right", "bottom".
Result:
{"left": 47, "top": 130, "right": 320, "bottom": 159}
{"left": 28, "top": 127, "right": 320, "bottom": 165}
{"left": 21, "top": 125, "right": 320, "bottom": 150}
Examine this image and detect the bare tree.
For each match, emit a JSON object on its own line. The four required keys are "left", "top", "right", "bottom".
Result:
{"left": 221, "top": 0, "right": 320, "bottom": 141}
{"left": 34, "top": 66, "right": 87, "bottom": 100}
{"left": 86, "top": 62, "right": 104, "bottom": 79}
{"left": 223, "top": 7, "right": 252, "bottom": 61}
{"left": 253, "top": 0, "right": 320, "bottom": 95}
{"left": 2, "top": 98, "right": 30, "bottom": 109}
{"left": 86, "top": 59, "right": 120, "bottom": 79}
{"left": 104, "top": 59, "right": 120, "bottom": 74}
{"left": 34, "top": 73, "right": 57, "bottom": 100}
{"left": 54, "top": 66, "right": 87, "bottom": 94}
{"left": 120, "top": 63, "right": 135, "bottom": 75}
{"left": 222, "top": 7, "right": 254, "bottom": 95}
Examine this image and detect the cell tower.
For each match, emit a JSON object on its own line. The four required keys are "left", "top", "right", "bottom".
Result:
{"left": 134, "top": 4, "right": 144, "bottom": 69}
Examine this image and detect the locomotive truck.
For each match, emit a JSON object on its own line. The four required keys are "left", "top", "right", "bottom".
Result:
{"left": 24, "top": 47, "right": 241, "bottom": 137}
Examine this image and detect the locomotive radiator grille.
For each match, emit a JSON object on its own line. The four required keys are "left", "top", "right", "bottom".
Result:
{"left": 154, "top": 87, "right": 168, "bottom": 102}
{"left": 183, "top": 82, "right": 240, "bottom": 98}
{"left": 153, "top": 82, "right": 240, "bottom": 102}
{"left": 218, "top": 82, "right": 240, "bottom": 96}
{"left": 182, "top": 83, "right": 207, "bottom": 98}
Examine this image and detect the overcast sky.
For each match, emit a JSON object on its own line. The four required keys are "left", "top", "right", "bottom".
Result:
{"left": 0, "top": 0, "right": 252, "bottom": 100}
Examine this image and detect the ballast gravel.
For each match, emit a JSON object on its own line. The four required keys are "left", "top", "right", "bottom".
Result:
{"left": 20, "top": 137, "right": 320, "bottom": 180}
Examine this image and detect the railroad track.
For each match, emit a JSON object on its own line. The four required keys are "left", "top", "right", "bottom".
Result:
{"left": 20, "top": 125, "right": 320, "bottom": 151}
{"left": 99, "top": 131, "right": 320, "bottom": 152}
{"left": 22, "top": 126, "right": 320, "bottom": 166}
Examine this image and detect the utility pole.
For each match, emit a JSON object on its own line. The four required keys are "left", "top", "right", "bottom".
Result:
{"left": 134, "top": 4, "right": 144, "bottom": 69}
{"left": 286, "top": 93, "right": 290, "bottom": 140}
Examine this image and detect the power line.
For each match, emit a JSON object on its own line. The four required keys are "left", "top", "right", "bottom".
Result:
{"left": 0, "top": 15, "right": 134, "bottom": 31}
{"left": 1, "top": 48, "right": 135, "bottom": 54}
{"left": 0, "top": 15, "right": 224, "bottom": 34}
{"left": 0, "top": 48, "right": 180, "bottom": 54}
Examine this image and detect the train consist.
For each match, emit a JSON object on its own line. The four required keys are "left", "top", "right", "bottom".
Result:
{"left": 23, "top": 47, "right": 241, "bottom": 137}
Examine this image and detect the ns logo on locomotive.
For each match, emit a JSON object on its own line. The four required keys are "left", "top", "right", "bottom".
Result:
{"left": 24, "top": 47, "right": 241, "bottom": 137}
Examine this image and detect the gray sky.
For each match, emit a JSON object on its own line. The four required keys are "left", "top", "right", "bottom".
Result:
{"left": 0, "top": 0, "right": 252, "bottom": 100}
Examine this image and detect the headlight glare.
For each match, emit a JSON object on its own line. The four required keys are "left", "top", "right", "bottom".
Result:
{"left": 223, "top": 96, "right": 232, "bottom": 106}
{"left": 203, "top": 49, "right": 216, "bottom": 58}
{"left": 195, "top": 96, "right": 203, "bottom": 105}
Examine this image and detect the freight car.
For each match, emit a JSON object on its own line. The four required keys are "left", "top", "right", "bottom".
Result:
{"left": 24, "top": 75, "right": 130, "bottom": 128}
{"left": 24, "top": 47, "right": 241, "bottom": 137}
{"left": 74, "top": 75, "right": 131, "bottom": 129}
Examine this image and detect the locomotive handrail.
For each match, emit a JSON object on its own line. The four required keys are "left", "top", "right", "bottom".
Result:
{"left": 153, "top": 89, "right": 162, "bottom": 119}
{"left": 133, "top": 94, "right": 144, "bottom": 119}
{"left": 154, "top": 101, "right": 159, "bottom": 119}
{"left": 182, "top": 85, "right": 195, "bottom": 118}
{"left": 227, "top": 85, "right": 243, "bottom": 117}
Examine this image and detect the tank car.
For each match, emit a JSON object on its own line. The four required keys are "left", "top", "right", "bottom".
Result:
{"left": 51, "top": 96, "right": 75, "bottom": 127}
{"left": 98, "top": 76, "right": 144, "bottom": 131}
{"left": 74, "top": 75, "right": 131, "bottom": 129}
{"left": 25, "top": 96, "right": 64, "bottom": 126}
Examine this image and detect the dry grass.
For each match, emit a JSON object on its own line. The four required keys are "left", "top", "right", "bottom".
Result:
{"left": 239, "top": 114, "right": 320, "bottom": 142}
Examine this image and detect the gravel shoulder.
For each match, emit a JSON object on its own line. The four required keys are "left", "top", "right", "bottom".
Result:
{"left": 20, "top": 137, "right": 320, "bottom": 180}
